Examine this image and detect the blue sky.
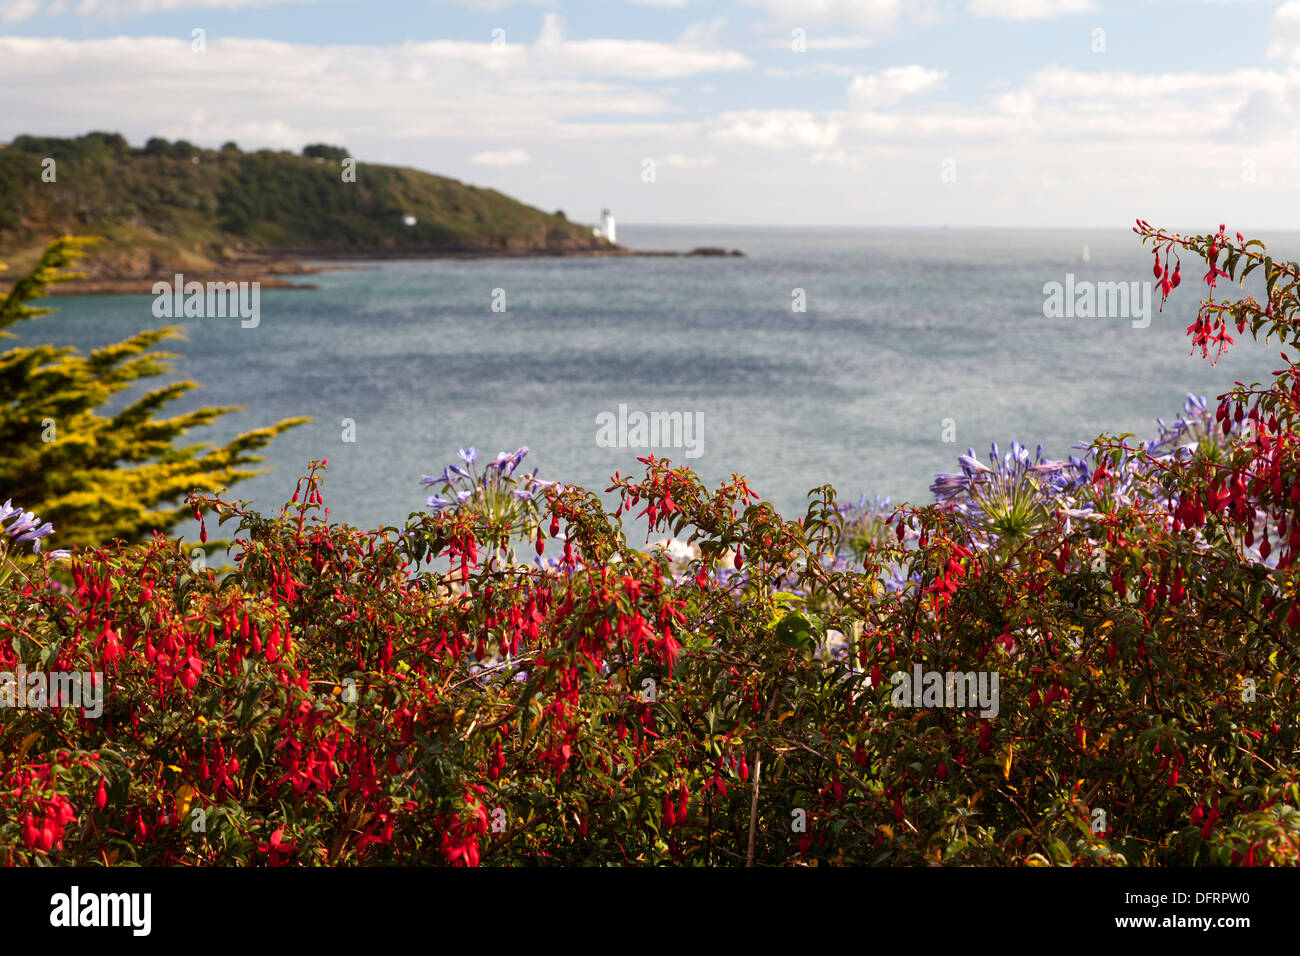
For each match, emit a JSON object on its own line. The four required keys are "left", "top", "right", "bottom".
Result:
{"left": 2, "top": 1, "right": 1297, "bottom": 228}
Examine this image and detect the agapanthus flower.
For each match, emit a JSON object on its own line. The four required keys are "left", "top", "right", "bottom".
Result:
{"left": 1, "top": 499, "right": 63, "bottom": 555}
{"left": 0, "top": 500, "right": 69, "bottom": 587}
{"left": 506, "top": 447, "right": 529, "bottom": 474}
{"left": 420, "top": 467, "right": 457, "bottom": 487}
{"left": 421, "top": 445, "right": 556, "bottom": 556}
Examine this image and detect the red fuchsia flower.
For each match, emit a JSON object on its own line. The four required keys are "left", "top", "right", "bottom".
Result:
{"left": 1158, "top": 264, "right": 1173, "bottom": 310}
{"left": 21, "top": 815, "right": 40, "bottom": 850}
{"left": 441, "top": 822, "right": 483, "bottom": 866}
{"left": 94, "top": 623, "right": 124, "bottom": 670}
{"left": 1200, "top": 806, "right": 1220, "bottom": 840}
{"left": 437, "top": 790, "right": 490, "bottom": 867}
{"left": 655, "top": 626, "right": 682, "bottom": 676}
{"left": 258, "top": 826, "right": 299, "bottom": 865}
{"left": 19, "top": 794, "right": 78, "bottom": 854}
{"left": 703, "top": 767, "right": 728, "bottom": 798}
{"left": 1203, "top": 224, "right": 1229, "bottom": 288}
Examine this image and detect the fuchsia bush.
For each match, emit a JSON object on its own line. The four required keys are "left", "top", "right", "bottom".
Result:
{"left": 2, "top": 223, "right": 1300, "bottom": 866}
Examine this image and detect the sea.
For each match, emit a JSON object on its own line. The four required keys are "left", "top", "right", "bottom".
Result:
{"left": 24, "top": 225, "right": 1286, "bottom": 542}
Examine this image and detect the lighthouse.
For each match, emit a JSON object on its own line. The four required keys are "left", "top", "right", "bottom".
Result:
{"left": 600, "top": 208, "right": 616, "bottom": 244}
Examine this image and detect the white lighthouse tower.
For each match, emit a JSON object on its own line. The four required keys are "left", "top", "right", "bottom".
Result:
{"left": 600, "top": 208, "right": 616, "bottom": 244}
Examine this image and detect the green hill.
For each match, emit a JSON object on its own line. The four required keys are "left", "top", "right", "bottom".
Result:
{"left": 0, "top": 131, "right": 615, "bottom": 288}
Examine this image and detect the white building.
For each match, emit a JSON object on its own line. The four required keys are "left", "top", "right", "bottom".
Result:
{"left": 593, "top": 208, "right": 616, "bottom": 243}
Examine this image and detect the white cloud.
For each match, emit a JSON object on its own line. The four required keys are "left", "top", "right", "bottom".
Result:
{"left": 530, "top": 13, "right": 752, "bottom": 78}
{"left": 2, "top": 0, "right": 323, "bottom": 19}
{"left": 766, "top": 32, "right": 875, "bottom": 50}
{"left": 426, "top": 0, "right": 540, "bottom": 8}
{"left": 848, "top": 65, "right": 947, "bottom": 108}
{"left": 710, "top": 110, "right": 842, "bottom": 148}
{"left": 753, "top": 0, "right": 945, "bottom": 35}
{"left": 0, "top": 7, "right": 750, "bottom": 84}
{"left": 967, "top": 0, "right": 1097, "bottom": 19}
{"left": 836, "top": 65, "right": 1300, "bottom": 146}
{"left": 1268, "top": 2, "right": 1300, "bottom": 61}
{"left": 0, "top": 32, "right": 691, "bottom": 154}
{"left": 810, "top": 148, "right": 851, "bottom": 165}
{"left": 677, "top": 17, "right": 728, "bottom": 47}
{"left": 663, "top": 152, "right": 715, "bottom": 167}
{"left": 471, "top": 147, "right": 530, "bottom": 166}
{"left": 0, "top": 0, "right": 41, "bottom": 20}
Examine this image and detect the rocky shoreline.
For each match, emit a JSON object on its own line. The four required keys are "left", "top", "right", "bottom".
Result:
{"left": 14, "top": 245, "right": 746, "bottom": 296}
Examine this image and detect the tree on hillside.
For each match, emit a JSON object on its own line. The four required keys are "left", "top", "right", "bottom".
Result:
{"left": 0, "top": 236, "right": 308, "bottom": 549}
{"left": 302, "top": 144, "right": 349, "bottom": 161}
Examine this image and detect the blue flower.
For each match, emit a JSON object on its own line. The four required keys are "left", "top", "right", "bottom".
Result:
{"left": 506, "top": 447, "right": 529, "bottom": 475}
{"left": 1, "top": 499, "right": 60, "bottom": 555}
{"left": 17, "top": 521, "right": 54, "bottom": 544}
{"left": 957, "top": 453, "right": 992, "bottom": 476}
{"left": 458, "top": 446, "right": 478, "bottom": 465}
{"left": 930, "top": 473, "right": 969, "bottom": 501}
{"left": 420, "top": 467, "right": 457, "bottom": 487}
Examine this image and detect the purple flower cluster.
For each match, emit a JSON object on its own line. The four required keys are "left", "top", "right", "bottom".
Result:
{"left": 834, "top": 392, "right": 1237, "bottom": 583}
{"left": 419, "top": 445, "right": 561, "bottom": 561}
{"left": 421, "top": 445, "right": 556, "bottom": 511}
{"left": 932, "top": 442, "right": 1089, "bottom": 506}
{"left": 0, "top": 499, "right": 69, "bottom": 562}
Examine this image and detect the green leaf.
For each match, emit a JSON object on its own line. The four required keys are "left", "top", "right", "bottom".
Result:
{"left": 775, "top": 613, "right": 815, "bottom": 649}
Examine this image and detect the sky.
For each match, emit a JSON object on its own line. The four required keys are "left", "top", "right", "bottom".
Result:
{"left": 1, "top": 0, "right": 1298, "bottom": 229}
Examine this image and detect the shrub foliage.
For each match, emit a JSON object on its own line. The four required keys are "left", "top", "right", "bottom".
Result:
{"left": 0, "top": 237, "right": 306, "bottom": 548}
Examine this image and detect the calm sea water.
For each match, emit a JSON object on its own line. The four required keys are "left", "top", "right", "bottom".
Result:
{"left": 25, "top": 226, "right": 1285, "bottom": 539}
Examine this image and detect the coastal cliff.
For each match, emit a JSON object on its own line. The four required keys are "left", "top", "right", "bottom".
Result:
{"left": 0, "top": 132, "right": 622, "bottom": 293}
